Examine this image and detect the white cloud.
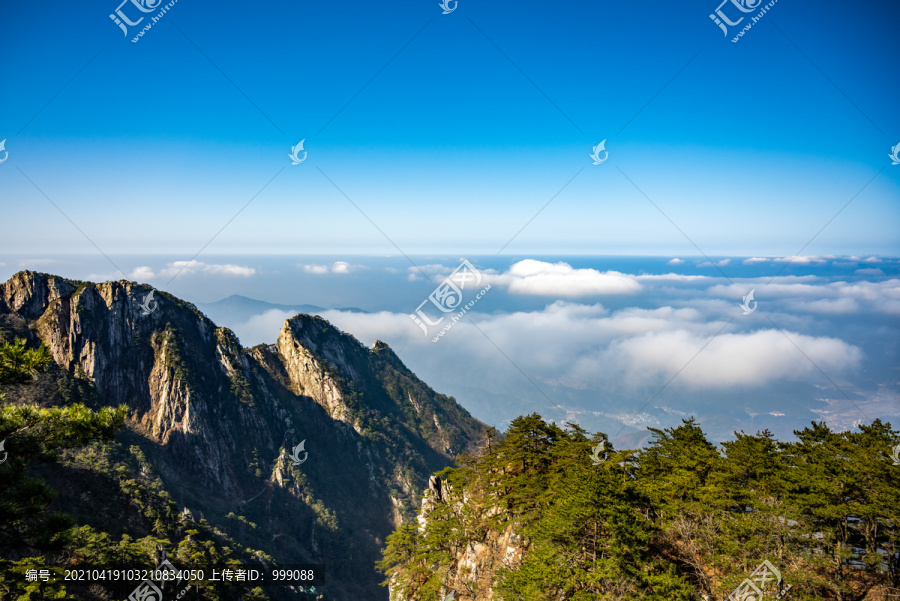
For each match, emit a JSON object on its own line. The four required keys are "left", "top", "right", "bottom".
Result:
{"left": 668, "top": 258, "right": 684, "bottom": 265}
{"left": 406, "top": 264, "right": 456, "bottom": 276}
{"left": 743, "top": 257, "right": 770, "bottom": 264}
{"left": 269, "top": 300, "right": 862, "bottom": 391}
{"left": 709, "top": 279, "right": 900, "bottom": 315}
{"left": 855, "top": 268, "right": 884, "bottom": 276}
{"left": 635, "top": 273, "right": 709, "bottom": 282}
{"left": 773, "top": 255, "right": 830, "bottom": 265}
{"left": 760, "top": 275, "right": 821, "bottom": 283}
{"left": 303, "top": 264, "right": 329, "bottom": 274}
{"left": 420, "top": 263, "right": 455, "bottom": 274}
{"left": 230, "top": 309, "right": 297, "bottom": 346}
{"left": 792, "top": 297, "right": 861, "bottom": 314}
{"left": 405, "top": 262, "right": 492, "bottom": 281}
{"left": 698, "top": 259, "right": 731, "bottom": 267}
{"left": 86, "top": 261, "right": 256, "bottom": 282}
{"left": 490, "top": 260, "right": 641, "bottom": 297}
{"left": 210, "top": 264, "right": 254, "bottom": 276}
{"left": 158, "top": 261, "right": 255, "bottom": 277}
{"left": 611, "top": 328, "right": 862, "bottom": 388}
{"left": 131, "top": 266, "right": 155, "bottom": 281}
{"left": 302, "top": 261, "right": 353, "bottom": 275}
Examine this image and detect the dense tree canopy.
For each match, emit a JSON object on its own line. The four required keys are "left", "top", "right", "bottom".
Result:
{"left": 381, "top": 414, "right": 900, "bottom": 601}
{"left": 0, "top": 338, "right": 279, "bottom": 600}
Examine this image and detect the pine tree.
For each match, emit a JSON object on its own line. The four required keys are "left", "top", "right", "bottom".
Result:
{"left": 497, "top": 423, "right": 693, "bottom": 600}
{"left": 0, "top": 338, "right": 51, "bottom": 388}
{"left": 489, "top": 414, "right": 564, "bottom": 522}
{"left": 0, "top": 338, "right": 126, "bottom": 599}
{"left": 635, "top": 418, "right": 723, "bottom": 595}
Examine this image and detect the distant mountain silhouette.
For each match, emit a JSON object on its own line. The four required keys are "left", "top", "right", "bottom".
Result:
{"left": 196, "top": 294, "right": 369, "bottom": 326}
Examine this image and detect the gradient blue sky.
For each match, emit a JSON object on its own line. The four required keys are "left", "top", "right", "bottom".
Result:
{"left": 1, "top": 0, "right": 898, "bottom": 257}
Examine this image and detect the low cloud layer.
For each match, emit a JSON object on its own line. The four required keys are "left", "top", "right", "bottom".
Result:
{"left": 178, "top": 256, "right": 895, "bottom": 442}
{"left": 232, "top": 298, "right": 863, "bottom": 392}
{"left": 611, "top": 328, "right": 862, "bottom": 388}
{"left": 710, "top": 279, "right": 900, "bottom": 315}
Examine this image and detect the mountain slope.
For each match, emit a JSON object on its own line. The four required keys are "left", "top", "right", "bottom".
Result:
{"left": 0, "top": 271, "right": 486, "bottom": 601}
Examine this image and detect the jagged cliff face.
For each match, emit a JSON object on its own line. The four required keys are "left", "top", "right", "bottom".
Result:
{"left": 0, "top": 271, "right": 486, "bottom": 601}
{"left": 402, "top": 478, "right": 527, "bottom": 601}
{"left": 277, "top": 317, "right": 359, "bottom": 427}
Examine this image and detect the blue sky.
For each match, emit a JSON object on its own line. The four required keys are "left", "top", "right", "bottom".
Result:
{"left": 1, "top": 1, "right": 899, "bottom": 442}
{"left": 1, "top": 0, "right": 899, "bottom": 257}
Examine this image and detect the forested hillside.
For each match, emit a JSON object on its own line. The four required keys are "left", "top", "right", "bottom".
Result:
{"left": 381, "top": 414, "right": 900, "bottom": 601}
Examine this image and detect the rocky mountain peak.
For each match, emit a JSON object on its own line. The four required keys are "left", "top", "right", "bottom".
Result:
{"left": 278, "top": 313, "right": 366, "bottom": 384}
{"left": 0, "top": 270, "right": 486, "bottom": 600}
{"left": 1, "top": 270, "right": 75, "bottom": 319}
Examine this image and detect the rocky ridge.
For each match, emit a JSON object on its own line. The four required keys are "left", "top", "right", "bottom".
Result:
{"left": 0, "top": 270, "right": 486, "bottom": 601}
